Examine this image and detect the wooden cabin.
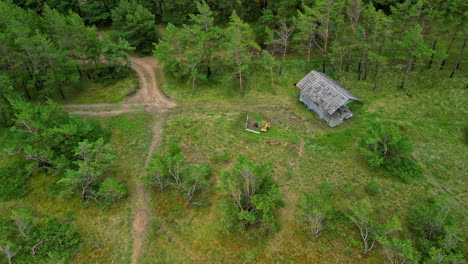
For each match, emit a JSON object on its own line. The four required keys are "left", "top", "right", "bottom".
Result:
{"left": 296, "top": 71, "right": 361, "bottom": 127}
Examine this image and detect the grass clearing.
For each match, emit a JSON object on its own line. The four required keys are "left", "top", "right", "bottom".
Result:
{"left": 65, "top": 72, "right": 139, "bottom": 104}
{"left": 2, "top": 56, "right": 465, "bottom": 263}
{"left": 140, "top": 65, "right": 467, "bottom": 263}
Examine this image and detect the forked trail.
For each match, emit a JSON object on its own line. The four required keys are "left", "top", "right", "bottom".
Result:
{"left": 64, "top": 56, "right": 175, "bottom": 264}
{"left": 64, "top": 56, "right": 175, "bottom": 116}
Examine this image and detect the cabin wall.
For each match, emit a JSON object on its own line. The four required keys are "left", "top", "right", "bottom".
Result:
{"left": 299, "top": 91, "right": 326, "bottom": 118}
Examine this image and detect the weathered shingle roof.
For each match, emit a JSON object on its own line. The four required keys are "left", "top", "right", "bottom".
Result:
{"left": 296, "top": 71, "right": 361, "bottom": 115}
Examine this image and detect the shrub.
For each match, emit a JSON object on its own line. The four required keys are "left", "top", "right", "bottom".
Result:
{"left": 218, "top": 156, "right": 283, "bottom": 234}
{"left": 146, "top": 147, "right": 211, "bottom": 203}
{"left": 298, "top": 187, "right": 334, "bottom": 238}
{"left": 0, "top": 211, "right": 80, "bottom": 264}
{"left": 407, "top": 197, "right": 465, "bottom": 262}
{"left": 7, "top": 99, "right": 111, "bottom": 173}
{"left": 384, "top": 156, "right": 423, "bottom": 183}
{"left": 98, "top": 178, "right": 128, "bottom": 206}
{"left": 365, "top": 180, "right": 380, "bottom": 196}
{"left": 378, "top": 237, "right": 420, "bottom": 264}
{"left": 0, "top": 164, "right": 30, "bottom": 202}
{"left": 345, "top": 199, "right": 401, "bottom": 255}
{"left": 359, "top": 122, "right": 423, "bottom": 183}
{"left": 22, "top": 217, "right": 80, "bottom": 263}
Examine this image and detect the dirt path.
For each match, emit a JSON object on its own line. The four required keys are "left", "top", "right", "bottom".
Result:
{"left": 130, "top": 120, "right": 165, "bottom": 264}
{"left": 64, "top": 56, "right": 175, "bottom": 116}
{"left": 63, "top": 56, "right": 175, "bottom": 263}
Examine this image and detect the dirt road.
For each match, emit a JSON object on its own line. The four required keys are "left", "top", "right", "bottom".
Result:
{"left": 63, "top": 56, "right": 175, "bottom": 264}
{"left": 64, "top": 56, "right": 175, "bottom": 116}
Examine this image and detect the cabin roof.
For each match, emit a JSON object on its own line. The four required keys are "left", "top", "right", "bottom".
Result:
{"left": 296, "top": 71, "right": 361, "bottom": 115}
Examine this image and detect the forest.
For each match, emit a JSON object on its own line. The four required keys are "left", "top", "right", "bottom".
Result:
{"left": 0, "top": 0, "right": 466, "bottom": 263}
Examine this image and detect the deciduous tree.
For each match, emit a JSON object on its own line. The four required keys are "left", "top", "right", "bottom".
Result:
{"left": 298, "top": 185, "right": 334, "bottom": 238}
{"left": 219, "top": 156, "right": 283, "bottom": 233}
{"left": 359, "top": 122, "right": 423, "bottom": 183}
{"left": 11, "top": 208, "right": 33, "bottom": 238}
{"left": 346, "top": 199, "right": 401, "bottom": 255}
{"left": 378, "top": 237, "right": 420, "bottom": 264}
{"left": 0, "top": 218, "right": 17, "bottom": 264}
{"left": 272, "top": 18, "right": 296, "bottom": 61}
{"left": 182, "top": 164, "right": 211, "bottom": 202}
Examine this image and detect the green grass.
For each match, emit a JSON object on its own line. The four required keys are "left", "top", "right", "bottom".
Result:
{"left": 1, "top": 49, "right": 466, "bottom": 263}
{"left": 139, "top": 62, "right": 467, "bottom": 263}
{"left": 65, "top": 72, "right": 139, "bottom": 104}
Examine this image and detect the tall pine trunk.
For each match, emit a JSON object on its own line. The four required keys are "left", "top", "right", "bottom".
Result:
{"left": 400, "top": 56, "right": 414, "bottom": 90}
{"left": 373, "top": 39, "right": 386, "bottom": 91}
{"left": 372, "top": 62, "right": 381, "bottom": 91}
{"left": 345, "top": 47, "right": 353, "bottom": 72}
{"left": 239, "top": 70, "right": 243, "bottom": 94}
{"left": 1, "top": 110, "right": 7, "bottom": 126}
{"left": 450, "top": 38, "right": 466, "bottom": 78}
{"left": 59, "top": 87, "right": 66, "bottom": 100}
{"left": 363, "top": 51, "right": 369, "bottom": 80}
{"left": 270, "top": 68, "right": 276, "bottom": 95}
{"left": 23, "top": 85, "right": 31, "bottom": 99}
{"left": 357, "top": 49, "right": 365, "bottom": 80}
{"left": 322, "top": 53, "right": 327, "bottom": 73}
{"left": 440, "top": 36, "right": 455, "bottom": 69}
{"left": 428, "top": 38, "right": 437, "bottom": 69}
{"left": 191, "top": 76, "right": 196, "bottom": 96}
{"left": 76, "top": 63, "right": 83, "bottom": 77}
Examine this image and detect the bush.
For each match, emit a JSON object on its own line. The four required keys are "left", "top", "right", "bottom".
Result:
{"left": 408, "top": 197, "right": 465, "bottom": 262}
{"left": 218, "top": 156, "right": 283, "bottom": 234}
{"left": 384, "top": 156, "right": 423, "bottom": 183}
{"left": 146, "top": 146, "right": 211, "bottom": 203}
{"left": 0, "top": 164, "right": 30, "bottom": 201}
{"left": 7, "top": 99, "right": 111, "bottom": 173}
{"left": 0, "top": 211, "right": 80, "bottom": 264}
{"left": 98, "top": 178, "right": 128, "bottom": 206}
{"left": 22, "top": 217, "right": 79, "bottom": 263}
{"left": 365, "top": 180, "right": 380, "bottom": 196}
{"left": 378, "top": 237, "right": 420, "bottom": 264}
{"left": 359, "top": 122, "right": 423, "bottom": 183}
{"left": 298, "top": 185, "right": 334, "bottom": 238}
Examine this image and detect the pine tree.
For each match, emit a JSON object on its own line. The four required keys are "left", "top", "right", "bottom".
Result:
{"left": 306, "top": 0, "right": 344, "bottom": 73}
{"left": 225, "top": 11, "right": 259, "bottom": 94}
{"left": 111, "top": 0, "right": 158, "bottom": 54}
